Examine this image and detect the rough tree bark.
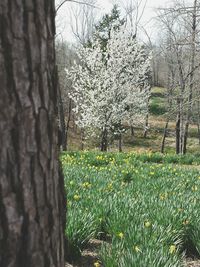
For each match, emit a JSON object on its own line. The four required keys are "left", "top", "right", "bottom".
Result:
{"left": 0, "top": 1, "right": 66, "bottom": 267}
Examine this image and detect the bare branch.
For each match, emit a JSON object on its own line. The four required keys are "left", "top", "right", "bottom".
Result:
{"left": 56, "top": 0, "right": 98, "bottom": 14}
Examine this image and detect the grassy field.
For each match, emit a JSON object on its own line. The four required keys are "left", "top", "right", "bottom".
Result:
{"left": 62, "top": 151, "right": 200, "bottom": 267}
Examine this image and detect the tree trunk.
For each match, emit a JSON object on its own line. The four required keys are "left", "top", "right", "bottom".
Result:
{"left": 80, "top": 129, "right": 85, "bottom": 150}
{"left": 130, "top": 126, "right": 134, "bottom": 136}
{"left": 118, "top": 133, "right": 122, "bottom": 152}
{"left": 58, "top": 76, "right": 67, "bottom": 151}
{"left": 100, "top": 129, "right": 108, "bottom": 152}
{"left": 66, "top": 99, "right": 72, "bottom": 150}
{"left": 183, "top": 0, "right": 197, "bottom": 154}
{"left": 176, "top": 99, "right": 181, "bottom": 154}
{"left": 161, "top": 119, "right": 169, "bottom": 153}
{"left": 0, "top": 1, "right": 66, "bottom": 267}
{"left": 197, "top": 124, "right": 200, "bottom": 145}
{"left": 143, "top": 113, "right": 149, "bottom": 139}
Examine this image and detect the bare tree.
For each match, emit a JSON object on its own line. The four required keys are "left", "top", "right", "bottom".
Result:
{"left": 113, "top": 0, "right": 148, "bottom": 36}
{"left": 56, "top": 41, "right": 78, "bottom": 150}
{"left": 156, "top": 0, "right": 200, "bottom": 154}
{"left": 69, "top": 0, "right": 97, "bottom": 44}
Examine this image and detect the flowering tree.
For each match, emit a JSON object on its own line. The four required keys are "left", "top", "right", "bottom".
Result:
{"left": 67, "top": 26, "right": 151, "bottom": 151}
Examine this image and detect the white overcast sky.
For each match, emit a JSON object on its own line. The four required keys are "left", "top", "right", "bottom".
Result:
{"left": 55, "top": 0, "right": 192, "bottom": 43}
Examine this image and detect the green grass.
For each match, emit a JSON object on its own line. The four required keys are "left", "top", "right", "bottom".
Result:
{"left": 62, "top": 151, "right": 200, "bottom": 266}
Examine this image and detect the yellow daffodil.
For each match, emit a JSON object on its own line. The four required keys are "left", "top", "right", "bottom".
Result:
{"left": 94, "top": 261, "right": 101, "bottom": 267}
{"left": 73, "top": 194, "right": 81, "bottom": 201}
{"left": 169, "top": 245, "right": 176, "bottom": 254}
{"left": 144, "top": 221, "right": 151, "bottom": 228}
{"left": 117, "top": 232, "right": 124, "bottom": 239}
{"left": 133, "top": 245, "right": 142, "bottom": 253}
{"left": 183, "top": 220, "right": 189, "bottom": 225}
{"left": 192, "top": 185, "right": 198, "bottom": 191}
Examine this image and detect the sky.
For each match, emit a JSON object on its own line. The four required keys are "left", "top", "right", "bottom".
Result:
{"left": 55, "top": 0, "right": 177, "bottom": 43}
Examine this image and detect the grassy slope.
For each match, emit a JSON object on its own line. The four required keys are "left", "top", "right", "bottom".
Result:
{"left": 62, "top": 151, "right": 200, "bottom": 266}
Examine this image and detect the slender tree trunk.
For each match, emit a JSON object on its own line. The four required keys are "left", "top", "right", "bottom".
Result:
{"left": 0, "top": 1, "right": 66, "bottom": 267}
{"left": 130, "top": 126, "right": 134, "bottom": 136}
{"left": 58, "top": 76, "right": 67, "bottom": 151}
{"left": 118, "top": 133, "right": 122, "bottom": 152}
{"left": 183, "top": 0, "right": 197, "bottom": 154}
{"left": 176, "top": 99, "right": 181, "bottom": 154}
{"left": 197, "top": 124, "right": 200, "bottom": 145}
{"left": 66, "top": 98, "right": 72, "bottom": 150}
{"left": 80, "top": 129, "right": 85, "bottom": 150}
{"left": 161, "top": 119, "right": 169, "bottom": 153}
{"left": 100, "top": 129, "right": 108, "bottom": 152}
{"left": 143, "top": 113, "right": 149, "bottom": 138}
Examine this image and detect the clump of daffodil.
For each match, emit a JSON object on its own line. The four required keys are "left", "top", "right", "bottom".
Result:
{"left": 159, "top": 193, "right": 168, "bottom": 200}
{"left": 183, "top": 219, "right": 189, "bottom": 225}
{"left": 133, "top": 245, "right": 142, "bottom": 253}
{"left": 73, "top": 194, "right": 81, "bottom": 201}
{"left": 192, "top": 185, "right": 198, "bottom": 191}
{"left": 107, "top": 183, "right": 113, "bottom": 191}
{"left": 82, "top": 182, "right": 91, "bottom": 189}
{"left": 144, "top": 221, "right": 151, "bottom": 228}
{"left": 169, "top": 245, "right": 176, "bottom": 254}
{"left": 117, "top": 232, "right": 124, "bottom": 239}
{"left": 94, "top": 261, "right": 101, "bottom": 267}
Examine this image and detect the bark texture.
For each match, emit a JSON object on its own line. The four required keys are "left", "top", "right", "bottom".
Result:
{"left": 0, "top": 1, "right": 65, "bottom": 267}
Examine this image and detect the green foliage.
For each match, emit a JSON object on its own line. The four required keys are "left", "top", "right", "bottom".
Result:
{"left": 61, "top": 151, "right": 200, "bottom": 265}
{"left": 94, "top": 5, "right": 125, "bottom": 50}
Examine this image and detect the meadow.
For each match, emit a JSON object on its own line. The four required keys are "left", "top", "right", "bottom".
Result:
{"left": 61, "top": 151, "right": 200, "bottom": 267}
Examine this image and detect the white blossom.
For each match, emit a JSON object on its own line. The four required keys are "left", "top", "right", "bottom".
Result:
{"left": 66, "top": 25, "right": 151, "bottom": 138}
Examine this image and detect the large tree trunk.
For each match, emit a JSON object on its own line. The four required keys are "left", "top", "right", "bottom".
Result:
{"left": 0, "top": 1, "right": 66, "bottom": 267}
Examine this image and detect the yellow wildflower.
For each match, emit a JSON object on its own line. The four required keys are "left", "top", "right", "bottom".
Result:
{"left": 169, "top": 245, "right": 176, "bottom": 254}
{"left": 73, "top": 194, "right": 81, "bottom": 201}
{"left": 192, "top": 185, "right": 198, "bottom": 191}
{"left": 144, "top": 221, "right": 151, "bottom": 228}
{"left": 82, "top": 182, "right": 91, "bottom": 189}
{"left": 133, "top": 245, "right": 142, "bottom": 253}
{"left": 183, "top": 220, "right": 189, "bottom": 225}
{"left": 117, "top": 232, "right": 124, "bottom": 239}
{"left": 94, "top": 261, "right": 101, "bottom": 267}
